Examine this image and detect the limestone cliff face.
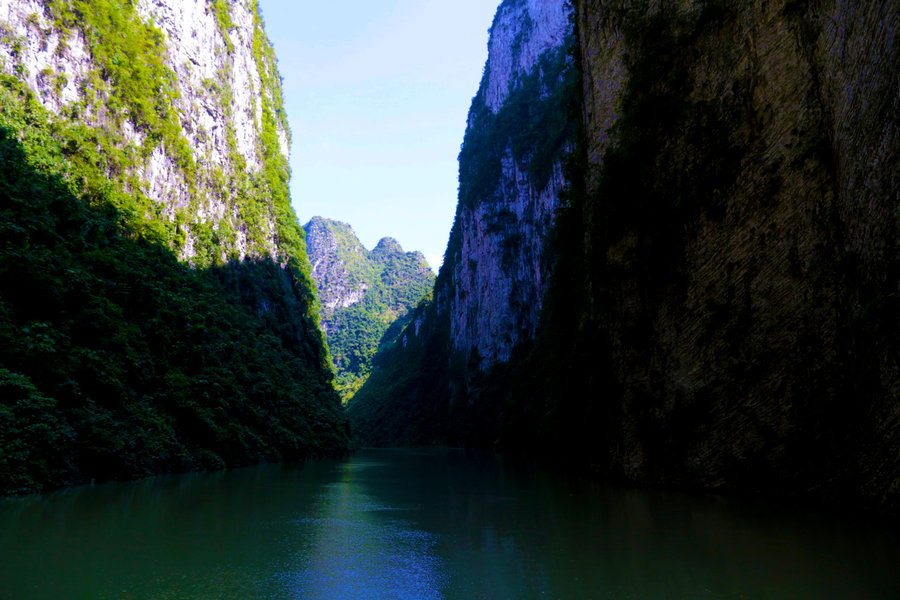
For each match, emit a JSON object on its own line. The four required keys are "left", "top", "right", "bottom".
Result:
{"left": 482, "top": 0, "right": 571, "bottom": 112}
{"left": 349, "top": 0, "right": 576, "bottom": 441}
{"left": 0, "top": 0, "right": 293, "bottom": 264}
{"left": 354, "top": 0, "right": 900, "bottom": 517}
{"left": 548, "top": 0, "right": 900, "bottom": 513}
{"left": 443, "top": 0, "right": 572, "bottom": 370}
{"left": 303, "top": 217, "right": 434, "bottom": 400}
{"left": 0, "top": 1, "right": 350, "bottom": 493}
{"left": 304, "top": 217, "right": 370, "bottom": 321}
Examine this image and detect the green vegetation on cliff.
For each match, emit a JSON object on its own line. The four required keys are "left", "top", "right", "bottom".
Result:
{"left": 9, "top": 0, "right": 308, "bottom": 269}
{"left": 0, "top": 0, "right": 348, "bottom": 494}
{"left": 303, "top": 218, "right": 434, "bottom": 401}
{"left": 349, "top": 3, "right": 578, "bottom": 446}
{"left": 0, "top": 74, "right": 348, "bottom": 494}
{"left": 353, "top": 0, "right": 900, "bottom": 521}
{"left": 45, "top": 0, "right": 191, "bottom": 170}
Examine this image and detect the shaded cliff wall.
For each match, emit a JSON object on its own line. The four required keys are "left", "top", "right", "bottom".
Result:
{"left": 510, "top": 0, "right": 899, "bottom": 513}
{"left": 348, "top": 0, "right": 576, "bottom": 443}
{"left": 0, "top": 0, "right": 348, "bottom": 494}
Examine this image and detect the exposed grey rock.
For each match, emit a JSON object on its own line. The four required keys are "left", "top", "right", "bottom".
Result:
{"left": 445, "top": 0, "right": 571, "bottom": 369}
{"left": 0, "top": 0, "right": 289, "bottom": 263}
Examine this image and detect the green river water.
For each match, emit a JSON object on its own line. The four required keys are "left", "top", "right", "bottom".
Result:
{"left": 1, "top": 448, "right": 898, "bottom": 599}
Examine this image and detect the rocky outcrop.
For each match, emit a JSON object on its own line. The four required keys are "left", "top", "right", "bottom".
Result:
{"left": 349, "top": 0, "right": 575, "bottom": 441}
{"left": 0, "top": 0, "right": 293, "bottom": 264}
{"left": 482, "top": 0, "right": 570, "bottom": 112}
{"left": 447, "top": 0, "right": 572, "bottom": 369}
{"left": 304, "top": 217, "right": 370, "bottom": 318}
{"left": 303, "top": 217, "right": 434, "bottom": 399}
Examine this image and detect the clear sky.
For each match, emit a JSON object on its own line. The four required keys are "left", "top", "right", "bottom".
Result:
{"left": 257, "top": 0, "right": 500, "bottom": 270}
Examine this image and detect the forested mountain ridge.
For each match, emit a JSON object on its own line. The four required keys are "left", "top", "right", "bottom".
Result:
{"left": 0, "top": 0, "right": 348, "bottom": 494}
{"left": 348, "top": 0, "right": 576, "bottom": 444}
{"left": 353, "top": 0, "right": 900, "bottom": 517}
{"left": 304, "top": 217, "right": 434, "bottom": 400}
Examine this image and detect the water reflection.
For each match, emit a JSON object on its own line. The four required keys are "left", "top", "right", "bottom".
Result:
{"left": 283, "top": 458, "right": 445, "bottom": 600}
{"left": 0, "top": 449, "right": 898, "bottom": 599}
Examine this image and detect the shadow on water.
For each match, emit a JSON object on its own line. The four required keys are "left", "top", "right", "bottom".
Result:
{"left": 1, "top": 449, "right": 900, "bottom": 599}
{"left": 2, "top": 108, "right": 900, "bottom": 598}
{"left": 346, "top": 449, "right": 900, "bottom": 600}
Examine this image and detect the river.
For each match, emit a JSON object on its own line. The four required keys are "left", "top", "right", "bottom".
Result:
{"left": 1, "top": 448, "right": 898, "bottom": 599}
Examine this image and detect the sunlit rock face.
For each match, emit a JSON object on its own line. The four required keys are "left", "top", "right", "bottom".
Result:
{"left": 303, "top": 216, "right": 435, "bottom": 400}
{"left": 383, "top": 0, "right": 573, "bottom": 374}
{"left": 0, "top": 0, "right": 290, "bottom": 262}
{"left": 304, "top": 217, "right": 370, "bottom": 321}
{"left": 348, "top": 0, "right": 576, "bottom": 444}
{"left": 441, "top": 0, "right": 572, "bottom": 371}
{"left": 303, "top": 216, "right": 434, "bottom": 328}
{"left": 482, "top": 0, "right": 570, "bottom": 112}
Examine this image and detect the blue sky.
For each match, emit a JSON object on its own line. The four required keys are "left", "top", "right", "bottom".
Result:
{"left": 257, "top": 0, "right": 500, "bottom": 270}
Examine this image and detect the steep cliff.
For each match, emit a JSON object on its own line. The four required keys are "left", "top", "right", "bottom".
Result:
{"left": 0, "top": 0, "right": 348, "bottom": 494}
{"left": 450, "top": 0, "right": 572, "bottom": 369}
{"left": 501, "top": 0, "right": 900, "bottom": 515}
{"left": 352, "top": 0, "right": 900, "bottom": 517}
{"left": 303, "top": 217, "right": 434, "bottom": 400}
{"left": 0, "top": 0, "right": 298, "bottom": 264}
{"left": 348, "top": 0, "right": 576, "bottom": 444}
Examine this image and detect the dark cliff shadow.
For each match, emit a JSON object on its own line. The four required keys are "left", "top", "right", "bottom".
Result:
{"left": 0, "top": 124, "right": 348, "bottom": 495}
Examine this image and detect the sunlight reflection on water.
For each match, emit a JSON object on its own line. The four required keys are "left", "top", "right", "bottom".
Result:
{"left": 282, "top": 459, "right": 445, "bottom": 600}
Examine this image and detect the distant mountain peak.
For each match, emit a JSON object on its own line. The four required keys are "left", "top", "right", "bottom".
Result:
{"left": 373, "top": 236, "right": 404, "bottom": 256}
{"left": 303, "top": 218, "right": 435, "bottom": 401}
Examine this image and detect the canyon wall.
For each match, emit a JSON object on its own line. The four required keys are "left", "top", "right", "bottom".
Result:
{"left": 448, "top": 0, "right": 571, "bottom": 368}
{"left": 0, "top": 0, "right": 347, "bottom": 493}
{"left": 348, "top": 0, "right": 575, "bottom": 442}
{"left": 355, "top": 0, "right": 900, "bottom": 518}
{"left": 520, "top": 0, "right": 900, "bottom": 513}
{"left": 0, "top": 0, "right": 298, "bottom": 264}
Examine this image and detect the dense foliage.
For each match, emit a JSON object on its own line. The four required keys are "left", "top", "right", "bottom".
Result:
{"left": 0, "top": 4, "right": 348, "bottom": 492}
{"left": 304, "top": 219, "right": 434, "bottom": 401}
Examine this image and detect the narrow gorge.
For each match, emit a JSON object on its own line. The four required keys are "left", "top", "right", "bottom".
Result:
{"left": 348, "top": 0, "right": 577, "bottom": 445}
{"left": 2, "top": 0, "right": 900, "bottom": 597}
{"left": 0, "top": 0, "right": 897, "bottom": 544}
{"left": 350, "top": 0, "right": 900, "bottom": 518}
